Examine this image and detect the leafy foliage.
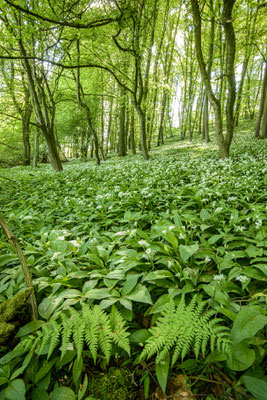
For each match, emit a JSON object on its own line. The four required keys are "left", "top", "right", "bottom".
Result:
{"left": 140, "top": 295, "right": 232, "bottom": 366}
{"left": 14, "top": 304, "right": 130, "bottom": 364}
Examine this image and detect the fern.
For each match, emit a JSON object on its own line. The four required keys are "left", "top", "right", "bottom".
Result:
{"left": 110, "top": 306, "right": 130, "bottom": 356}
{"left": 140, "top": 295, "right": 232, "bottom": 366}
{"left": 17, "top": 303, "right": 130, "bottom": 365}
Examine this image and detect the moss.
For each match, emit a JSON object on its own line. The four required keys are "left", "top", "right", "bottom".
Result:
{"left": 87, "top": 368, "right": 133, "bottom": 400}
{"left": 0, "top": 288, "right": 32, "bottom": 345}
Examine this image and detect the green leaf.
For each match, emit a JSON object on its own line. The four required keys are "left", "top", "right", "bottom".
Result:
{"left": 6, "top": 379, "right": 26, "bottom": 400}
{"left": 121, "top": 274, "right": 140, "bottom": 296}
{"left": 243, "top": 376, "right": 267, "bottom": 400}
{"left": 149, "top": 294, "right": 171, "bottom": 314}
{"left": 83, "top": 288, "right": 111, "bottom": 300}
{"left": 50, "top": 387, "right": 76, "bottom": 400}
{"left": 200, "top": 209, "right": 210, "bottom": 220}
{"left": 144, "top": 375, "right": 150, "bottom": 399}
{"left": 227, "top": 342, "right": 255, "bottom": 371}
{"left": 208, "top": 234, "right": 222, "bottom": 245}
{"left": 129, "top": 329, "right": 151, "bottom": 345}
{"left": 156, "top": 354, "right": 170, "bottom": 393}
{"left": 202, "top": 283, "right": 230, "bottom": 306}
{"left": 143, "top": 270, "right": 174, "bottom": 282}
{"left": 179, "top": 244, "right": 199, "bottom": 263}
{"left": 16, "top": 320, "right": 46, "bottom": 337}
{"left": 125, "top": 284, "right": 152, "bottom": 304}
{"left": 73, "top": 356, "right": 83, "bottom": 388}
{"left": 230, "top": 306, "right": 267, "bottom": 344}
{"left": 34, "top": 359, "right": 56, "bottom": 383}
{"left": 78, "top": 374, "right": 88, "bottom": 400}
{"left": 32, "top": 388, "right": 49, "bottom": 400}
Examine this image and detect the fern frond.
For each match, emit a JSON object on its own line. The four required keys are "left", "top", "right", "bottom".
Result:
{"left": 83, "top": 304, "right": 99, "bottom": 364}
{"left": 110, "top": 306, "right": 130, "bottom": 355}
{"left": 60, "top": 313, "right": 73, "bottom": 359}
{"left": 47, "top": 320, "right": 61, "bottom": 359}
{"left": 95, "top": 305, "right": 112, "bottom": 363}
{"left": 142, "top": 297, "right": 232, "bottom": 365}
{"left": 37, "top": 324, "right": 51, "bottom": 356}
{"left": 14, "top": 303, "right": 130, "bottom": 366}
{"left": 70, "top": 308, "right": 85, "bottom": 360}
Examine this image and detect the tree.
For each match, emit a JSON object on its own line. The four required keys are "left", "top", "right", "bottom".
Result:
{"left": 190, "top": 0, "right": 236, "bottom": 158}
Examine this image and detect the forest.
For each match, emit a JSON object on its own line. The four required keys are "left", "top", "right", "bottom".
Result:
{"left": 0, "top": 0, "right": 266, "bottom": 399}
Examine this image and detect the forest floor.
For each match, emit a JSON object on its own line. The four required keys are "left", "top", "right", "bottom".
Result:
{"left": 0, "top": 123, "right": 266, "bottom": 400}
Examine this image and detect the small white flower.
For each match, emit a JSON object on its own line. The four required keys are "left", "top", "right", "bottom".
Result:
{"left": 145, "top": 248, "right": 153, "bottom": 256}
{"left": 168, "top": 225, "right": 175, "bottom": 231}
{"left": 138, "top": 240, "right": 149, "bottom": 247}
{"left": 69, "top": 240, "right": 80, "bottom": 248}
{"left": 162, "top": 230, "right": 167, "bottom": 235}
{"left": 205, "top": 256, "right": 211, "bottom": 263}
{"left": 213, "top": 274, "right": 226, "bottom": 281}
{"left": 235, "top": 275, "right": 249, "bottom": 283}
{"left": 51, "top": 252, "right": 61, "bottom": 261}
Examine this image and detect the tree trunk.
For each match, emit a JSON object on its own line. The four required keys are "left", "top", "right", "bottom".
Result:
{"left": 19, "top": 41, "right": 63, "bottom": 171}
{"left": 118, "top": 87, "right": 127, "bottom": 156}
{"left": 260, "top": 82, "right": 267, "bottom": 138}
{"left": 157, "top": 91, "right": 167, "bottom": 146}
{"left": 33, "top": 130, "right": 40, "bottom": 168}
{"left": 129, "top": 105, "right": 136, "bottom": 155}
{"left": 22, "top": 120, "right": 31, "bottom": 165}
{"left": 255, "top": 58, "right": 267, "bottom": 138}
{"left": 202, "top": 93, "right": 210, "bottom": 142}
{"left": 135, "top": 104, "right": 149, "bottom": 160}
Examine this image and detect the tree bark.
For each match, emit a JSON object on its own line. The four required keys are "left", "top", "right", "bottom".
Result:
{"left": 255, "top": 58, "right": 267, "bottom": 137}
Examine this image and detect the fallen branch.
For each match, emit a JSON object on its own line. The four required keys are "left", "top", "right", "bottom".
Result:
{"left": 0, "top": 215, "right": 38, "bottom": 320}
{"left": 0, "top": 175, "right": 15, "bottom": 182}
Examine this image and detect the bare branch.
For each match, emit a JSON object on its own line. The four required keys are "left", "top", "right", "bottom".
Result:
{"left": 4, "top": 0, "right": 115, "bottom": 29}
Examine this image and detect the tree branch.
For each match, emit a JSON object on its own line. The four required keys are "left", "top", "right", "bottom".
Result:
{"left": 4, "top": 0, "right": 114, "bottom": 29}
{"left": 0, "top": 55, "right": 134, "bottom": 94}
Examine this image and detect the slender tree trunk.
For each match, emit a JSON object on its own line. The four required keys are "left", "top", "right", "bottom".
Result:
{"left": 33, "top": 130, "right": 40, "bottom": 168}
{"left": 118, "top": 87, "right": 127, "bottom": 156}
{"left": 255, "top": 58, "right": 267, "bottom": 137}
{"left": 129, "top": 104, "right": 136, "bottom": 155}
{"left": 190, "top": 0, "right": 236, "bottom": 158}
{"left": 235, "top": 57, "right": 249, "bottom": 126}
{"left": 260, "top": 82, "right": 267, "bottom": 138}
{"left": 22, "top": 119, "right": 31, "bottom": 165}
{"left": 202, "top": 94, "right": 210, "bottom": 142}
{"left": 135, "top": 104, "right": 149, "bottom": 160}
{"left": 19, "top": 41, "right": 63, "bottom": 171}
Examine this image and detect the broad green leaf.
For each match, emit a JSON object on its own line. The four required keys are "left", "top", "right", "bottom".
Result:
{"left": 227, "top": 342, "right": 255, "bottom": 371}
{"left": 243, "top": 376, "right": 267, "bottom": 400}
{"left": 230, "top": 306, "right": 267, "bottom": 344}
{"left": 156, "top": 354, "right": 170, "bottom": 393}
{"left": 57, "top": 289, "right": 82, "bottom": 299}
{"left": 83, "top": 288, "right": 111, "bottom": 300}
{"left": 121, "top": 274, "right": 140, "bottom": 296}
{"left": 143, "top": 270, "right": 174, "bottom": 282}
{"left": 125, "top": 284, "right": 152, "bottom": 304}
{"left": 179, "top": 244, "right": 199, "bottom": 263}
{"left": 6, "top": 379, "right": 26, "bottom": 400}
{"left": 200, "top": 209, "right": 210, "bottom": 220}
{"left": 149, "top": 294, "right": 171, "bottom": 314}
{"left": 32, "top": 388, "right": 49, "bottom": 400}
{"left": 73, "top": 356, "right": 83, "bottom": 388}
{"left": 34, "top": 359, "right": 56, "bottom": 383}
{"left": 129, "top": 329, "right": 151, "bottom": 345}
{"left": 50, "top": 387, "right": 76, "bottom": 400}
{"left": 16, "top": 320, "right": 46, "bottom": 338}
